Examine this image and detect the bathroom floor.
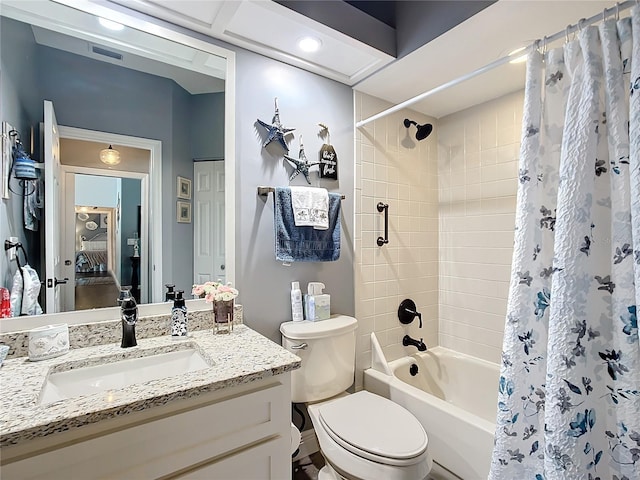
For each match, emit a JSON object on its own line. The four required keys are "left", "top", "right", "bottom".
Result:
{"left": 75, "top": 272, "right": 119, "bottom": 310}
{"left": 292, "top": 453, "right": 457, "bottom": 480}
{"left": 292, "top": 452, "right": 325, "bottom": 480}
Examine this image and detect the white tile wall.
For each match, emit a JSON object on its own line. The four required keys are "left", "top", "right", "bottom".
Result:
{"left": 437, "top": 90, "right": 523, "bottom": 364}
{"left": 354, "top": 89, "right": 523, "bottom": 387}
{"left": 354, "top": 92, "right": 439, "bottom": 390}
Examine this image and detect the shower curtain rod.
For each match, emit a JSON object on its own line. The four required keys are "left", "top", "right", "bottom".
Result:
{"left": 355, "top": 0, "right": 636, "bottom": 128}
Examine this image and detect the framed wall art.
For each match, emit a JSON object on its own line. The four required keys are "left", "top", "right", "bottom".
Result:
{"left": 177, "top": 201, "right": 191, "bottom": 223}
{"left": 177, "top": 176, "right": 192, "bottom": 199}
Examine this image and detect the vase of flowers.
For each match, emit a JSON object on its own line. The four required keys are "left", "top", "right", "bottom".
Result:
{"left": 192, "top": 281, "right": 239, "bottom": 334}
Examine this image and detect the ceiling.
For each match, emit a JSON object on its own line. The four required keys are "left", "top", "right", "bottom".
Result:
{"left": 356, "top": 0, "right": 618, "bottom": 119}
{"left": 104, "top": 0, "right": 619, "bottom": 119}
{"left": 7, "top": 1, "right": 623, "bottom": 118}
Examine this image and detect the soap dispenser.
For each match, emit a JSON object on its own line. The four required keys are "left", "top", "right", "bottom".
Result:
{"left": 120, "top": 289, "right": 138, "bottom": 348}
{"left": 171, "top": 290, "right": 188, "bottom": 338}
{"left": 165, "top": 284, "right": 176, "bottom": 302}
{"left": 304, "top": 282, "right": 330, "bottom": 321}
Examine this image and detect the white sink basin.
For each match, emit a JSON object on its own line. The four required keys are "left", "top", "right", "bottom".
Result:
{"left": 39, "top": 348, "right": 212, "bottom": 404}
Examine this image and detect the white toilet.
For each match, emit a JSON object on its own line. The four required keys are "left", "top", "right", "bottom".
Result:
{"left": 281, "top": 315, "right": 432, "bottom": 480}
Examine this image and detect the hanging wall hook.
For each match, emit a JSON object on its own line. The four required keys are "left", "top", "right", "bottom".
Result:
{"left": 377, "top": 202, "right": 389, "bottom": 246}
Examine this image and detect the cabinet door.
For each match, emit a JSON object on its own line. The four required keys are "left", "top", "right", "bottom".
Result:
{"left": 174, "top": 436, "right": 290, "bottom": 480}
{"left": 1, "top": 378, "right": 291, "bottom": 480}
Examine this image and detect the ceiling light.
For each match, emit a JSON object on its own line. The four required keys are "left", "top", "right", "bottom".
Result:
{"left": 509, "top": 46, "right": 528, "bottom": 64}
{"left": 298, "top": 36, "right": 322, "bottom": 53}
{"left": 98, "top": 17, "right": 125, "bottom": 31}
{"left": 100, "top": 145, "right": 121, "bottom": 166}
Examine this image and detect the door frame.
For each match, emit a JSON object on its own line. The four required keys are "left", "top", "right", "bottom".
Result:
{"left": 58, "top": 126, "right": 162, "bottom": 303}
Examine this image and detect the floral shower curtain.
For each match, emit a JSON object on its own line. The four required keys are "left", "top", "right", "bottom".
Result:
{"left": 490, "top": 7, "right": 640, "bottom": 480}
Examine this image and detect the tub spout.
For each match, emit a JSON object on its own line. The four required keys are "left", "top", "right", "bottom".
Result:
{"left": 403, "top": 335, "right": 427, "bottom": 351}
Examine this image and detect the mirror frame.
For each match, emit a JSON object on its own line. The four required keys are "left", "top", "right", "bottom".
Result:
{"left": 0, "top": 0, "right": 236, "bottom": 332}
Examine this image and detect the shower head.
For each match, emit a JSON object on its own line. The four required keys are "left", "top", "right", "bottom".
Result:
{"left": 403, "top": 119, "right": 433, "bottom": 141}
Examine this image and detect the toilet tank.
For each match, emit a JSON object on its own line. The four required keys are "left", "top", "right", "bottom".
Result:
{"left": 280, "top": 315, "right": 357, "bottom": 403}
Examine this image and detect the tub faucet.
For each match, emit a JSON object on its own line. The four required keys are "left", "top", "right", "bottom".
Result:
{"left": 403, "top": 335, "right": 427, "bottom": 352}
{"left": 119, "top": 289, "right": 138, "bottom": 348}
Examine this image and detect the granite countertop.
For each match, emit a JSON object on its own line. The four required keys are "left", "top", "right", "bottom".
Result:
{"left": 0, "top": 325, "right": 301, "bottom": 448}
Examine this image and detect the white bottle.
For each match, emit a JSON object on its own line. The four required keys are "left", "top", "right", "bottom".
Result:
{"left": 291, "top": 282, "right": 304, "bottom": 322}
{"left": 305, "top": 282, "right": 330, "bottom": 321}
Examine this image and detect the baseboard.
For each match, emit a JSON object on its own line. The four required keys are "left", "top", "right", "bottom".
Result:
{"left": 292, "top": 428, "right": 319, "bottom": 463}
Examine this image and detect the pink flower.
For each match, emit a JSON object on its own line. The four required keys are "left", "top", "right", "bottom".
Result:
{"left": 192, "top": 285, "right": 205, "bottom": 296}
{"left": 192, "top": 280, "right": 239, "bottom": 303}
{"left": 204, "top": 292, "right": 216, "bottom": 303}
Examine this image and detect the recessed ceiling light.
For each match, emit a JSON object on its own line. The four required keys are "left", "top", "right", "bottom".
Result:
{"left": 98, "top": 17, "right": 125, "bottom": 31}
{"left": 509, "top": 46, "right": 527, "bottom": 64}
{"left": 298, "top": 36, "right": 322, "bottom": 53}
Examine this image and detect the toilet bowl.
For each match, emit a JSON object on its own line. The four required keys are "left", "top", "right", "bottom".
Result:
{"left": 291, "top": 423, "right": 301, "bottom": 455}
{"left": 281, "top": 316, "right": 432, "bottom": 480}
{"left": 308, "top": 391, "right": 431, "bottom": 480}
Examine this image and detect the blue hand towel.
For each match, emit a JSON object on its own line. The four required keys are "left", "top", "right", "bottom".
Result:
{"left": 274, "top": 187, "right": 341, "bottom": 262}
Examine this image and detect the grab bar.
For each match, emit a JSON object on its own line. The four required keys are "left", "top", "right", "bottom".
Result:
{"left": 377, "top": 202, "right": 389, "bottom": 246}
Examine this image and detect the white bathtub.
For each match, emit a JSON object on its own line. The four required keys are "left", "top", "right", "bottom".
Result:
{"left": 364, "top": 334, "right": 500, "bottom": 480}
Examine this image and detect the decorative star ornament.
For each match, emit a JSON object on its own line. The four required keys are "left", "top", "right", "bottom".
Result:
{"left": 257, "top": 97, "right": 295, "bottom": 152}
{"left": 284, "top": 137, "right": 319, "bottom": 185}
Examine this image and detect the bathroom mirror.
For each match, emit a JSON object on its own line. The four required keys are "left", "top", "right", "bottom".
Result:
{"left": 0, "top": 0, "right": 236, "bottom": 328}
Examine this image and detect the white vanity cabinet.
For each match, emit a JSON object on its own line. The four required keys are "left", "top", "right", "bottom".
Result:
{"left": 1, "top": 374, "right": 292, "bottom": 480}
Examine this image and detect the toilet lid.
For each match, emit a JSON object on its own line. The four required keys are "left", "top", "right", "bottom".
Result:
{"left": 317, "top": 391, "right": 428, "bottom": 463}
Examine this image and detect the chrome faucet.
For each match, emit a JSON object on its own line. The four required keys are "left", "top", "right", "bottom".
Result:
{"left": 119, "top": 289, "right": 138, "bottom": 348}
{"left": 402, "top": 334, "right": 427, "bottom": 352}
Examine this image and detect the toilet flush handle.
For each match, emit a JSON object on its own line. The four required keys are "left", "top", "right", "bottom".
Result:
{"left": 291, "top": 343, "right": 308, "bottom": 350}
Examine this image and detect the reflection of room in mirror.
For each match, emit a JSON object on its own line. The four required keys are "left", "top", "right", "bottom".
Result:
{"left": 0, "top": 0, "right": 230, "bottom": 321}
{"left": 74, "top": 208, "right": 118, "bottom": 310}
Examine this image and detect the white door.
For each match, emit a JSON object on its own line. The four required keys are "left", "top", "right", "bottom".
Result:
{"left": 193, "top": 161, "right": 225, "bottom": 284}
{"left": 62, "top": 171, "right": 76, "bottom": 311}
{"left": 44, "top": 100, "right": 65, "bottom": 313}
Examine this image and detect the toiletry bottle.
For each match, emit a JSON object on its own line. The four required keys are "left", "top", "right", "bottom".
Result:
{"left": 165, "top": 284, "right": 176, "bottom": 302}
{"left": 291, "top": 282, "right": 304, "bottom": 322}
{"left": 305, "top": 282, "right": 330, "bottom": 321}
{"left": 120, "top": 289, "right": 138, "bottom": 348}
{"left": 171, "top": 290, "right": 188, "bottom": 338}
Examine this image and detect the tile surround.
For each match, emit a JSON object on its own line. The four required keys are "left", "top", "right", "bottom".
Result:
{"left": 355, "top": 92, "right": 439, "bottom": 390}
{"left": 438, "top": 91, "right": 523, "bottom": 364}
{"left": 355, "top": 90, "right": 523, "bottom": 379}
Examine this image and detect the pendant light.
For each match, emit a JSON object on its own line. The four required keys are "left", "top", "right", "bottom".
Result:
{"left": 100, "top": 145, "right": 121, "bottom": 165}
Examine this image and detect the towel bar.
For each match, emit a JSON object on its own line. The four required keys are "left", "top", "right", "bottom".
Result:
{"left": 257, "top": 186, "right": 345, "bottom": 200}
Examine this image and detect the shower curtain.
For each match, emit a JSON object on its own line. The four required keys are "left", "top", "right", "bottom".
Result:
{"left": 490, "top": 7, "right": 640, "bottom": 480}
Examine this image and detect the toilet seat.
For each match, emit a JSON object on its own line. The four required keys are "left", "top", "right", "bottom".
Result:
{"left": 316, "top": 391, "right": 428, "bottom": 467}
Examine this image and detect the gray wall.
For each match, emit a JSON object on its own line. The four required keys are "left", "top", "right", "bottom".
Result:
{"left": 0, "top": 17, "right": 41, "bottom": 289}
{"left": 190, "top": 93, "right": 225, "bottom": 160}
{"left": 234, "top": 48, "right": 355, "bottom": 342}
{"left": 120, "top": 178, "right": 141, "bottom": 285}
